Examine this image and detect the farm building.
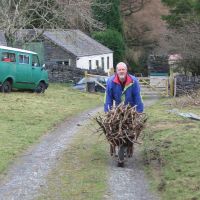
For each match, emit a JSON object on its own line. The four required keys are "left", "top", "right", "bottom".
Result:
{"left": 42, "top": 30, "right": 113, "bottom": 73}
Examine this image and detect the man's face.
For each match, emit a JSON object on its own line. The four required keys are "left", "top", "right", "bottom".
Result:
{"left": 116, "top": 65, "right": 127, "bottom": 81}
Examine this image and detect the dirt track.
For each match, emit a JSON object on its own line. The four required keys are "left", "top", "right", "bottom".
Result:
{"left": 0, "top": 98, "right": 159, "bottom": 200}
{"left": 104, "top": 98, "right": 160, "bottom": 200}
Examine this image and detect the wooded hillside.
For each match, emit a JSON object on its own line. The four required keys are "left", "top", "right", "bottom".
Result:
{"left": 122, "top": 0, "right": 169, "bottom": 74}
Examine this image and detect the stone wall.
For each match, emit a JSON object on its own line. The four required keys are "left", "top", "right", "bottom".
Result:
{"left": 46, "top": 65, "right": 83, "bottom": 83}
{"left": 46, "top": 64, "right": 107, "bottom": 83}
{"left": 174, "top": 75, "right": 200, "bottom": 96}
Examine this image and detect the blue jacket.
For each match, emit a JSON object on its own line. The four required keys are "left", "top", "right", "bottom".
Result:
{"left": 104, "top": 74, "right": 144, "bottom": 112}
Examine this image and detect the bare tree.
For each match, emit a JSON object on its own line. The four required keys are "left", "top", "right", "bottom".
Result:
{"left": 56, "top": 0, "right": 108, "bottom": 30}
{"left": 160, "top": 16, "right": 200, "bottom": 74}
{"left": 0, "top": 0, "right": 54, "bottom": 44}
{"left": 121, "top": 0, "right": 150, "bottom": 16}
{"left": 169, "top": 20, "right": 200, "bottom": 59}
{"left": 0, "top": 0, "right": 107, "bottom": 45}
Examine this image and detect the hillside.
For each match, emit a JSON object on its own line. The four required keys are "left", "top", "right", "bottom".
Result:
{"left": 122, "top": 0, "right": 169, "bottom": 65}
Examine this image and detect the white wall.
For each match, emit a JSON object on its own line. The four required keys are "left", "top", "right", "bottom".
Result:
{"left": 76, "top": 53, "right": 113, "bottom": 73}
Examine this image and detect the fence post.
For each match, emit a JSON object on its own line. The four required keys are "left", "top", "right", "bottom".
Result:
{"left": 169, "top": 77, "right": 174, "bottom": 96}
{"left": 166, "top": 78, "right": 169, "bottom": 97}
{"left": 85, "top": 71, "right": 88, "bottom": 78}
{"left": 169, "top": 66, "right": 174, "bottom": 96}
{"left": 85, "top": 71, "right": 88, "bottom": 92}
{"left": 174, "top": 77, "right": 177, "bottom": 97}
{"left": 107, "top": 68, "right": 114, "bottom": 76}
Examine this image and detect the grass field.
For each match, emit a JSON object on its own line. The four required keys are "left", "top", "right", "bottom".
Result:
{"left": 143, "top": 97, "right": 200, "bottom": 200}
{"left": 38, "top": 121, "right": 108, "bottom": 200}
{"left": 0, "top": 84, "right": 103, "bottom": 174}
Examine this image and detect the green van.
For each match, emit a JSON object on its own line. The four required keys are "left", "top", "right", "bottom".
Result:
{"left": 0, "top": 45, "right": 48, "bottom": 93}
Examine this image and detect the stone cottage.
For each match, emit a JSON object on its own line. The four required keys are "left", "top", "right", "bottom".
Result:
{"left": 43, "top": 30, "right": 113, "bottom": 73}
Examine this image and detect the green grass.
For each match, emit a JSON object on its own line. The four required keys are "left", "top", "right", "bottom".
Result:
{"left": 143, "top": 98, "right": 200, "bottom": 200}
{"left": 38, "top": 121, "right": 109, "bottom": 200}
{"left": 0, "top": 84, "right": 103, "bottom": 174}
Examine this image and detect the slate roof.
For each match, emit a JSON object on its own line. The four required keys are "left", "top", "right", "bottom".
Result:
{"left": 0, "top": 31, "right": 7, "bottom": 46}
{"left": 43, "top": 30, "right": 113, "bottom": 57}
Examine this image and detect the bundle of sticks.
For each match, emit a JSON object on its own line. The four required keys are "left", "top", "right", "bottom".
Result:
{"left": 95, "top": 103, "right": 147, "bottom": 148}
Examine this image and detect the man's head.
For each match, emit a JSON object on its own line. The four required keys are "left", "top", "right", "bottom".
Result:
{"left": 116, "top": 62, "right": 127, "bottom": 82}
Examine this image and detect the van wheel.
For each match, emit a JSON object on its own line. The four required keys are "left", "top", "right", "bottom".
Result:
{"left": 1, "top": 81, "right": 12, "bottom": 93}
{"left": 35, "top": 82, "right": 46, "bottom": 93}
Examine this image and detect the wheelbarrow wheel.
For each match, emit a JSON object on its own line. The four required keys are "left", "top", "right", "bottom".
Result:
{"left": 118, "top": 145, "right": 125, "bottom": 167}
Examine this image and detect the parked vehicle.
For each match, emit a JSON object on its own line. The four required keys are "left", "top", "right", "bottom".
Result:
{"left": 73, "top": 76, "right": 108, "bottom": 93}
{"left": 0, "top": 45, "right": 48, "bottom": 93}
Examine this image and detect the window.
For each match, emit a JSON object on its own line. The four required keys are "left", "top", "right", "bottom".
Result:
{"left": 2, "top": 52, "right": 16, "bottom": 63}
{"left": 19, "top": 54, "right": 29, "bottom": 64}
{"left": 96, "top": 60, "right": 99, "bottom": 69}
{"left": 107, "top": 56, "right": 109, "bottom": 69}
{"left": 101, "top": 57, "right": 104, "bottom": 70}
{"left": 56, "top": 60, "right": 69, "bottom": 65}
{"left": 32, "top": 55, "right": 40, "bottom": 67}
{"left": 89, "top": 60, "right": 92, "bottom": 70}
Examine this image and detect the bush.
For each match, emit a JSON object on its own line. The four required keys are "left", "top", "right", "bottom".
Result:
{"left": 92, "top": 29, "right": 125, "bottom": 66}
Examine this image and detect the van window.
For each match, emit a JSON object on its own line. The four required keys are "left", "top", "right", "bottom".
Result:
{"left": 19, "top": 55, "right": 29, "bottom": 64}
{"left": 2, "top": 52, "right": 16, "bottom": 62}
{"left": 32, "top": 54, "right": 40, "bottom": 67}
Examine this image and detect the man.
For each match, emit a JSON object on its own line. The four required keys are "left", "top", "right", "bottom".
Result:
{"left": 104, "top": 62, "right": 144, "bottom": 160}
{"left": 104, "top": 62, "right": 144, "bottom": 113}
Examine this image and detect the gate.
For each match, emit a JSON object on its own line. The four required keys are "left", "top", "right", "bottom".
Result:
{"left": 137, "top": 76, "right": 169, "bottom": 97}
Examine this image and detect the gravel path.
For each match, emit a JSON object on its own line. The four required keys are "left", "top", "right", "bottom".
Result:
{"left": 0, "top": 107, "right": 102, "bottom": 200}
{"left": 104, "top": 97, "right": 160, "bottom": 200}
{"left": 0, "top": 97, "right": 159, "bottom": 200}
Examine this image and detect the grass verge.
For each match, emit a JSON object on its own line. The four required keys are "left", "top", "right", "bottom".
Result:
{"left": 0, "top": 84, "right": 103, "bottom": 174}
{"left": 38, "top": 121, "right": 109, "bottom": 200}
{"left": 143, "top": 98, "right": 200, "bottom": 200}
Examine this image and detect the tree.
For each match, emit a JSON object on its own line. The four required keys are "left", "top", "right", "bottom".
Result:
{"left": 92, "top": 0, "right": 123, "bottom": 33}
{"left": 121, "top": 0, "right": 150, "bottom": 16}
{"left": 0, "top": 0, "right": 107, "bottom": 45}
{"left": 165, "top": 17, "right": 200, "bottom": 75}
{"left": 160, "top": 0, "right": 200, "bottom": 74}
{"left": 161, "top": 0, "right": 200, "bottom": 28}
{"left": 92, "top": 29, "right": 125, "bottom": 66}
{"left": 92, "top": 0, "right": 126, "bottom": 65}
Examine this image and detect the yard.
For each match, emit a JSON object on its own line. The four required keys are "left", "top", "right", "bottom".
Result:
{"left": 37, "top": 93, "right": 200, "bottom": 200}
{"left": 143, "top": 95, "right": 200, "bottom": 200}
{"left": 0, "top": 84, "right": 103, "bottom": 174}
{"left": 1, "top": 84, "right": 200, "bottom": 200}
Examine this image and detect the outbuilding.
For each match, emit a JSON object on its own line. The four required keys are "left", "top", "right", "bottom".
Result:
{"left": 43, "top": 30, "right": 113, "bottom": 73}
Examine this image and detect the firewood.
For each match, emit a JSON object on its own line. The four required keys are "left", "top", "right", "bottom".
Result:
{"left": 95, "top": 103, "right": 147, "bottom": 146}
